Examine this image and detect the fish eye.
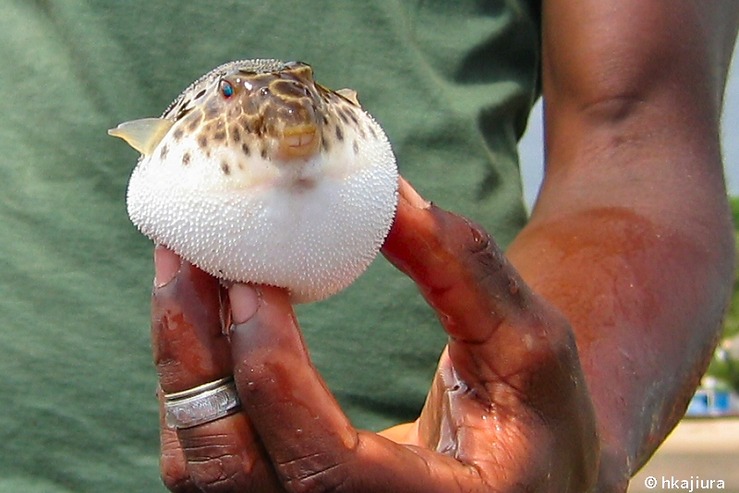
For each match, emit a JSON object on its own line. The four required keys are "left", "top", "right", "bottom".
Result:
{"left": 220, "top": 80, "right": 235, "bottom": 99}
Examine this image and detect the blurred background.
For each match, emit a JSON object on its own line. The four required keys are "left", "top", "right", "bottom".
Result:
{"left": 518, "top": 42, "right": 739, "bottom": 493}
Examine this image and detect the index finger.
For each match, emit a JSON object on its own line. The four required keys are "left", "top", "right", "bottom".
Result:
{"left": 381, "top": 178, "right": 535, "bottom": 342}
{"left": 381, "top": 179, "right": 583, "bottom": 406}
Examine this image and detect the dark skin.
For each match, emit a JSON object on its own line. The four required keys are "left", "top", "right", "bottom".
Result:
{"left": 151, "top": 1, "right": 738, "bottom": 491}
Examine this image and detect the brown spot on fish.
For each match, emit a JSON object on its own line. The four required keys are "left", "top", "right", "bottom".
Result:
{"left": 335, "top": 125, "right": 344, "bottom": 142}
{"left": 220, "top": 160, "right": 231, "bottom": 175}
{"left": 338, "top": 108, "right": 350, "bottom": 125}
{"left": 231, "top": 126, "right": 241, "bottom": 143}
{"left": 321, "top": 131, "right": 330, "bottom": 152}
{"left": 353, "top": 140, "right": 359, "bottom": 155}
{"left": 182, "top": 152, "right": 191, "bottom": 166}
{"left": 241, "top": 142, "right": 251, "bottom": 156}
{"left": 260, "top": 146, "right": 268, "bottom": 159}
{"left": 251, "top": 116, "right": 265, "bottom": 136}
{"left": 271, "top": 79, "right": 308, "bottom": 99}
{"left": 159, "top": 144, "right": 169, "bottom": 160}
{"left": 198, "top": 135, "right": 209, "bottom": 150}
{"left": 175, "top": 102, "right": 192, "bottom": 120}
{"left": 213, "top": 130, "right": 226, "bottom": 142}
{"left": 173, "top": 128, "right": 184, "bottom": 140}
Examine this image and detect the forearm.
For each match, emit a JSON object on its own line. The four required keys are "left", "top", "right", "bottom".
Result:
{"left": 507, "top": 163, "right": 734, "bottom": 487}
{"left": 510, "top": 1, "right": 738, "bottom": 488}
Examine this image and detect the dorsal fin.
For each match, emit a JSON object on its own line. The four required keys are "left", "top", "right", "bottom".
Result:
{"left": 108, "top": 118, "right": 174, "bottom": 156}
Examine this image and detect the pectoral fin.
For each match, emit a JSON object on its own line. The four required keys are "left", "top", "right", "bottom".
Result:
{"left": 108, "top": 118, "right": 174, "bottom": 156}
{"left": 336, "top": 88, "right": 360, "bottom": 106}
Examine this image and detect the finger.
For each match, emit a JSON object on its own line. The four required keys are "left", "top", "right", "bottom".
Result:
{"left": 382, "top": 178, "right": 532, "bottom": 341}
{"left": 381, "top": 180, "right": 581, "bottom": 404}
{"left": 229, "top": 285, "right": 487, "bottom": 492}
{"left": 158, "top": 389, "right": 200, "bottom": 493}
{"left": 152, "top": 246, "right": 231, "bottom": 392}
{"left": 229, "top": 285, "right": 358, "bottom": 490}
{"left": 151, "top": 246, "right": 279, "bottom": 492}
{"left": 382, "top": 181, "right": 598, "bottom": 489}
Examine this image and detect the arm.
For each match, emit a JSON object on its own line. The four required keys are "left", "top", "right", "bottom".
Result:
{"left": 508, "top": 0, "right": 738, "bottom": 488}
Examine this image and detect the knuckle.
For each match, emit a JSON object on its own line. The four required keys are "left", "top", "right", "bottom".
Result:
{"left": 277, "top": 453, "right": 353, "bottom": 493}
{"left": 437, "top": 208, "right": 507, "bottom": 282}
{"left": 160, "top": 451, "right": 197, "bottom": 492}
{"left": 433, "top": 205, "right": 493, "bottom": 257}
{"left": 176, "top": 425, "right": 259, "bottom": 492}
{"left": 460, "top": 220, "right": 502, "bottom": 271}
{"left": 161, "top": 474, "right": 198, "bottom": 493}
{"left": 160, "top": 426, "right": 194, "bottom": 492}
{"left": 463, "top": 218, "right": 493, "bottom": 256}
{"left": 187, "top": 454, "right": 245, "bottom": 492}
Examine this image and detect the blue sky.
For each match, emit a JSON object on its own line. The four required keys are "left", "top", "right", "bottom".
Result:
{"left": 519, "top": 45, "right": 739, "bottom": 209}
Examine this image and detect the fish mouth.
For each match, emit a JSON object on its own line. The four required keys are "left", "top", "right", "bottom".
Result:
{"left": 276, "top": 124, "right": 321, "bottom": 160}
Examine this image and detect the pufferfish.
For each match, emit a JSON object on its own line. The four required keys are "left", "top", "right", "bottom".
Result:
{"left": 109, "top": 59, "right": 398, "bottom": 303}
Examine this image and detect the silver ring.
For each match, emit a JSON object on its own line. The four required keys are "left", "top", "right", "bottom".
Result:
{"left": 163, "top": 376, "right": 241, "bottom": 429}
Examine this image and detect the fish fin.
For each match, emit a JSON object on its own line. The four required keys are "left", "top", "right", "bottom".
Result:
{"left": 336, "top": 88, "right": 360, "bottom": 106}
{"left": 108, "top": 118, "right": 174, "bottom": 156}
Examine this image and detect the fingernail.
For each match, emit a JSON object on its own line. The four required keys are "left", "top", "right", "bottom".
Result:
{"left": 154, "top": 245, "right": 181, "bottom": 287}
{"left": 229, "top": 283, "right": 260, "bottom": 324}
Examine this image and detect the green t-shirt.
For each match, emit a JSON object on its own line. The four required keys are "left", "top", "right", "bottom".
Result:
{"left": 0, "top": 2, "right": 539, "bottom": 491}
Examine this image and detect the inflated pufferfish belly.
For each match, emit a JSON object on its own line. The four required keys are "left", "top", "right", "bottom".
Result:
{"left": 109, "top": 59, "right": 398, "bottom": 303}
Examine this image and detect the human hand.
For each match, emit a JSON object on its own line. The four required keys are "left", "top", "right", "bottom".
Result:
{"left": 152, "top": 178, "right": 599, "bottom": 492}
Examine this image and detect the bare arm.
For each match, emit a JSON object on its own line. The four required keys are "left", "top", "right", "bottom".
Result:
{"left": 508, "top": 1, "right": 739, "bottom": 488}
